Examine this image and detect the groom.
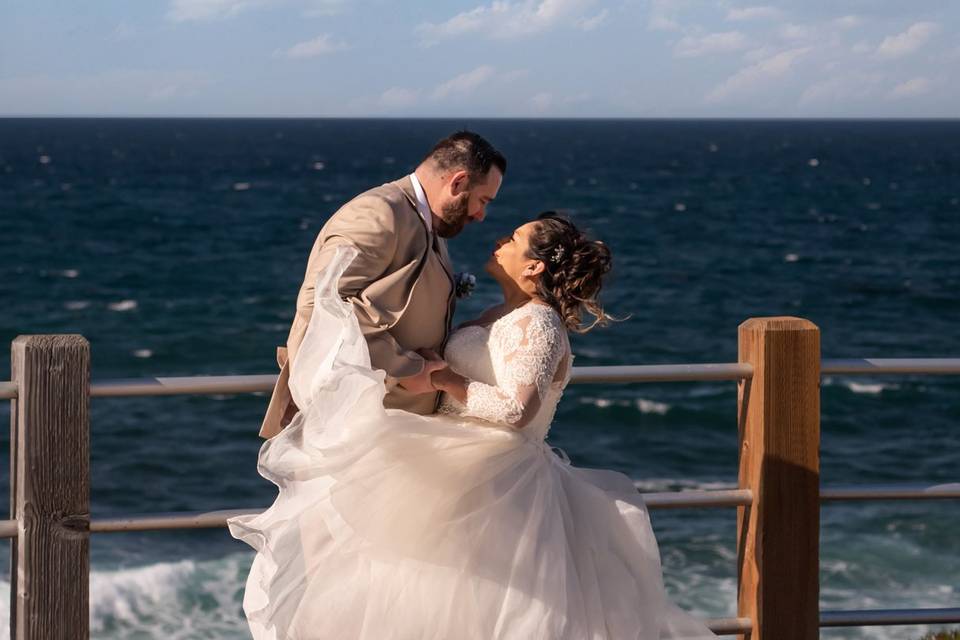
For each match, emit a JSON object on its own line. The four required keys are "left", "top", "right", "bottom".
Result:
{"left": 259, "top": 131, "right": 507, "bottom": 438}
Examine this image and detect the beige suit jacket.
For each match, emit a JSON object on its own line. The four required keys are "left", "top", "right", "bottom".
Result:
{"left": 259, "top": 176, "right": 456, "bottom": 439}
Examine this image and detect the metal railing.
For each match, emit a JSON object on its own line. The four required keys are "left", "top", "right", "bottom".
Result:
{"left": 4, "top": 344, "right": 959, "bottom": 637}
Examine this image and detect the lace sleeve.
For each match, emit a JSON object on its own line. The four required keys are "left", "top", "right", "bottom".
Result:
{"left": 461, "top": 306, "right": 566, "bottom": 428}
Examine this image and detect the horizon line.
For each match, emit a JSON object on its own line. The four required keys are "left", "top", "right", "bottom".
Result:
{"left": 2, "top": 114, "right": 960, "bottom": 121}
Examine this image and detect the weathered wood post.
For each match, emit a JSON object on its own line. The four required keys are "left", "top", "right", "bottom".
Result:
{"left": 10, "top": 336, "right": 90, "bottom": 640}
{"left": 736, "top": 318, "right": 820, "bottom": 640}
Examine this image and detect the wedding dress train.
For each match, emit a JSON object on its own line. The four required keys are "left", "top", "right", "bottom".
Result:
{"left": 228, "top": 245, "right": 718, "bottom": 639}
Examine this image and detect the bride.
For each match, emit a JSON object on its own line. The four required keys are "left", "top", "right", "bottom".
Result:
{"left": 228, "top": 212, "right": 718, "bottom": 639}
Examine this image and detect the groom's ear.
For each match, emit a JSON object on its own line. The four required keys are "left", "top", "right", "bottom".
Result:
{"left": 449, "top": 169, "right": 470, "bottom": 195}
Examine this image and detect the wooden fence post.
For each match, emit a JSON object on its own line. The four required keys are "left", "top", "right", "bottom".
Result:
{"left": 10, "top": 336, "right": 90, "bottom": 640}
{"left": 737, "top": 318, "right": 820, "bottom": 640}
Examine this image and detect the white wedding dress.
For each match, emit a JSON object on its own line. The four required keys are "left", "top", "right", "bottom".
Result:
{"left": 228, "top": 246, "right": 718, "bottom": 639}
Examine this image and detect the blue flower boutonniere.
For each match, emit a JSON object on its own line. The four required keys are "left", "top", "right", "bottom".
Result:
{"left": 454, "top": 272, "right": 477, "bottom": 299}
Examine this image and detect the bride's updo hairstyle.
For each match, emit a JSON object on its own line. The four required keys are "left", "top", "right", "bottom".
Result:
{"left": 526, "top": 211, "right": 615, "bottom": 333}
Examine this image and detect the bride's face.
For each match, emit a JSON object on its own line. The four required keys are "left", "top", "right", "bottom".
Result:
{"left": 485, "top": 221, "right": 543, "bottom": 292}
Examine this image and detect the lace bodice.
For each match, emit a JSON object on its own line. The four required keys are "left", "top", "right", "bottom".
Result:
{"left": 439, "top": 302, "right": 572, "bottom": 441}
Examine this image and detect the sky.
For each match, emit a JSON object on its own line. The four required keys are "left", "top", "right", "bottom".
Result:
{"left": 1, "top": 0, "right": 958, "bottom": 118}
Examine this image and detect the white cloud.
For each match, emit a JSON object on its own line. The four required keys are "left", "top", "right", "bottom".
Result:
{"left": 726, "top": 6, "right": 781, "bottom": 21}
{"left": 431, "top": 65, "right": 496, "bottom": 100}
{"left": 530, "top": 92, "right": 553, "bottom": 112}
{"left": 648, "top": 0, "right": 690, "bottom": 32}
{"left": 800, "top": 72, "right": 882, "bottom": 105}
{"left": 706, "top": 47, "right": 809, "bottom": 102}
{"left": 675, "top": 31, "right": 748, "bottom": 58}
{"left": 779, "top": 23, "right": 813, "bottom": 40}
{"left": 302, "top": 0, "right": 346, "bottom": 16}
{"left": 579, "top": 9, "right": 608, "bottom": 31}
{"left": 831, "top": 15, "right": 862, "bottom": 30}
{"left": 112, "top": 22, "right": 139, "bottom": 40}
{"left": 887, "top": 77, "right": 933, "bottom": 100}
{"left": 168, "top": 0, "right": 267, "bottom": 21}
{"left": 876, "top": 22, "right": 940, "bottom": 59}
{"left": 275, "top": 34, "right": 348, "bottom": 58}
{"left": 417, "top": 0, "right": 597, "bottom": 43}
{"left": 167, "top": 0, "right": 344, "bottom": 21}
{"left": 0, "top": 70, "right": 211, "bottom": 113}
{"left": 379, "top": 87, "right": 419, "bottom": 108}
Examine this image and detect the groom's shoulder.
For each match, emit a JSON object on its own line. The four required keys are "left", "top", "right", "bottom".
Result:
{"left": 332, "top": 179, "right": 418, "bottom": 228}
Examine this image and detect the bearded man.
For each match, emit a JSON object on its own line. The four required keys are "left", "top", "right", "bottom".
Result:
{"left": 259, "top": 131, "right": 506, "bottom": 438}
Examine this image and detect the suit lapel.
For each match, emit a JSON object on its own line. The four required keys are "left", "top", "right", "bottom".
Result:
{"left": 392, "top": 176, "right": 454, "bottom": 285}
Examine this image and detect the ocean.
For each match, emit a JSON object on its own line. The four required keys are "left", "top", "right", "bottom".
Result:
{"left": 0, "top": 118, "right": 957, "bottom": 639}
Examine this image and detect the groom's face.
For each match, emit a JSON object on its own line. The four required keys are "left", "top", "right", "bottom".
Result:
{"left": 435, "top": 166, "right": 503, "bottom": 238}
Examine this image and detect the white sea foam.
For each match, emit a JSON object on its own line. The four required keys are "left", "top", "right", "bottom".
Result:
{"left": 108, "top": 300, "right": 138, "bottom": 312}
{"left": 0, "top": 544, "right": 952, "bottom": 640}
{"left": 233, "top": 182, "right": 251, "bottom": 191}
{"left": 633, "top": 477, "right": 736, "bottom": 493}
{"left": 822, "top": 377, "right": 900, "bottom": 395}
{"left": 580, "top": 396, "right": 672, "bottom": 414}
{"left": 65, "top": 300, "right": 90, "bottom": 310}
{"left": 784, "top": 253, "right": 799, "bottom": 262}
{"left": 0, "top": 554, "right": 252, "bottom": 640}
{"left": 60, "top": 269, "right": 80, "bottom": 278}
{"left": 133, "top": 349, "right": 153, "bottom": 359}
{"left": 846, "top": 381, "right": 898, "bottom": 394}
{"left": 636, "top": 398, "right": 670, "bottom": 415}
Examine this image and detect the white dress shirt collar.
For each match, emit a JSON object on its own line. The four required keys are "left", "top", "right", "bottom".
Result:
{"left": 408, "top": 172, "right": 433, "bottom": 233}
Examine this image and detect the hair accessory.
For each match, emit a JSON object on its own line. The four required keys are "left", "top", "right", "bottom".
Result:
{"left": 551, "top": 244, "right": 566, "bottom": 264}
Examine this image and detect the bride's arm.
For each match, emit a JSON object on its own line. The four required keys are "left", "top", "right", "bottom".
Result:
{"left": 433, "top": 310, "right": 566, "bottom": 429}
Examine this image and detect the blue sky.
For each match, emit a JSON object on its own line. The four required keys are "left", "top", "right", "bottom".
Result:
{"left": 2, "top": 1, "right": 958, "bottom": 117}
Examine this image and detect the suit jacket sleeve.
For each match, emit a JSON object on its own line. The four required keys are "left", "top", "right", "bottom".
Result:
{"left": 287, "top": 195, "right": 426, "bottom": 380}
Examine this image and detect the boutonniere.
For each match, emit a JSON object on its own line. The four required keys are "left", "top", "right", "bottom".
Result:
{"left": 454, "top": 272, "right": 477, "bottom": 299}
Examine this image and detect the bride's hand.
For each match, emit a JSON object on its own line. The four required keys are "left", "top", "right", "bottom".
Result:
{"left": 397, "top": 354, "right": 448, "bottom": 395}
{"left": 430, "top": 367, "right": 468, "bottom": 403}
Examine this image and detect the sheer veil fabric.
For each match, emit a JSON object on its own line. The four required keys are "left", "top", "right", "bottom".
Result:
{"left": 228, "top": 245, "right": 718, "bottom": 639}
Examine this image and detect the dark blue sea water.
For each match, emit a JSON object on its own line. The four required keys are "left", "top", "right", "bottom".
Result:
{"left": 0, "top": 118, "right": 958, "bottom": 639}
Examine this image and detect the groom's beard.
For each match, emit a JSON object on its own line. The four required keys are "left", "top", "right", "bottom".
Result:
{"left": 434, "top": 192, "right": 471, "bottom": 238}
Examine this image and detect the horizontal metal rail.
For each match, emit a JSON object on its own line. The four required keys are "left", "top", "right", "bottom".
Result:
{"left": 3, "top": 358, "right": 960, "bottom": 400}
{"left": 572, "top": 363, "right": 752, "bottom": 383}
{"left": 0, "top": 520, "right": 15, "bottom": 538}
{"left": 0, "top": 482, "right": 939, "bottom": 539}
{"left": 90, "top": 374, "right": 277, "bottom": 398}
{"left": 90, "top": 509, "right": 257, "bottom": 533}
{"left": 820, "top": 607, "right": 960, "bottom": 626}
{"left": 84, "top": 490, "right": 756, "bottom": 535}
{"left": 821, "top": 482, "right": 960, "bottom": 501}
{"left": 707, "top": 617, "right": 752, "bottom": 635}
{"left": 642, "top": 488, "right": 752, "bottom": 509}
{"left": 822, "top": 358, "right": 960, "bottom": 375}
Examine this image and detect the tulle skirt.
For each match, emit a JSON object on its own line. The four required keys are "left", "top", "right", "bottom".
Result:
{"left": 227, "top": 246, "right": 717, "bottom": 639}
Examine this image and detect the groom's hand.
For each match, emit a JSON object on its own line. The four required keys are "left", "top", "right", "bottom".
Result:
{"left": 397, "top": 357, "right": 448, "bottom": 395}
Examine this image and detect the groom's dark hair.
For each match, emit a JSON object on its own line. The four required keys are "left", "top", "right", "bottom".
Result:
{"left": 424, "top": 131, "right": 507, "bottom": 183}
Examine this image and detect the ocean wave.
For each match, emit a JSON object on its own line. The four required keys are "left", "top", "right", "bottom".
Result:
{"left": 822, "top": 376, "right": 900, "bottom": 395}
{"left": 0, "top": 545, "right": 953, "bottom": 640}
{"left": 0, "top": 555, "right": 251, "bottom": 640}
{"left": 633, "top": 477, "right": 736, "bottom": 493}
{"left": 108, "top": 300, "right": 139, "bottom": 312}
{"left": 580, "top": 396, "right": 671, "bottom": 414}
